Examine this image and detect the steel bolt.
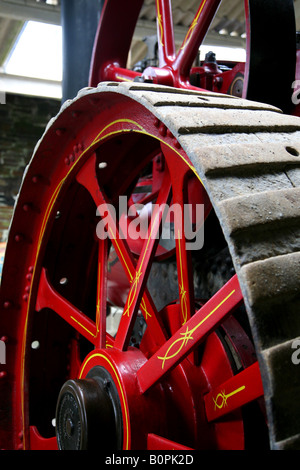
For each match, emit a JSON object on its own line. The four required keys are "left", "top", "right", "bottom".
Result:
{"left": 22, "top": 204, "right": 30, "bottom": 212}
{"left": 159, "top": 123, "right": 167, "bottom": 137}
{"left": 14, "top": 234, "right": 24, "bottom": 243}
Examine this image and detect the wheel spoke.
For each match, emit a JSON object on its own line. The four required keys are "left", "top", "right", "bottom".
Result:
{"left": 75, "top": 154, "right": 101, "bottom": 207}
{"left": 156, "top": 0, "right": 176, "bottom": 67}
{"left": 36, "top": 268, "right": 97, "bottom": 344}
{"left": 29, "top": 426, "right": 58, "bottom": 450}
{"left": 102, "top": 64, "right": 141, "bottom": 82}
{"left": 95, "top": 238, "right": 108, "bottom": 349}
{"left": 137, "top": 274, "right": 243, "bottom": 393}
{"left": 114, "top": 172, "right": 172, "bottom": 350}
{"left": 204, "top": 362, "right": 264, "bottom": 422}
{"left": 99, "top": 194, "right": 168, "bottom": 347}
{"left": 174, "top": 0, "right": 222, "bottom": 79}
{"left": 147, "top": 433, "right": 193, "bottom": 450}
{"left": 166, "top": 151, "right": 195, "bottom": 327}
{"left": 76, "top": 155, "right": 168, "bottom": 347}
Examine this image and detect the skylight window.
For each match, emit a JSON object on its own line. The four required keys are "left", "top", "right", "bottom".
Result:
{"left": 4, "top": 20, "right": 62, "bottom": 82}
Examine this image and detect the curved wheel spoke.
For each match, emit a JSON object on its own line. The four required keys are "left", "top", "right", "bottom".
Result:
{"left": 114, "top": 172, "right": 172, "bottom": 350}
{"left": 95, "top": 238, "right": 108, "bottom": 349}
{"left": 99, "top": 193, "right": 168, "bottom": 347}
{"left": 75, "top": 153, "right": 101, "bottom": 207}
{"left": 36, "top": 268, "right": 97, "bottom": 344}
{"left": 173, "top": 0, "right": 222, "bottom": 80}
{"left": 166, "top": 157, "right": 195, "bottom": 326}
{"left": 76, "top": 153, "right": 168, "bottom": 347}
{"left": 147, "top": 433, "right": 193, "bottom": 450}
{"left": 156, "top": 0, "right": 176, "bottom": 67}
{"left": 29, "top": 427, "right": 58, "bottom": 450}
{"left": 204, "top": 362, "right": 264, "bottom": 422}
{"left": 137, "top": 274, "right": 243, "bottom": 393}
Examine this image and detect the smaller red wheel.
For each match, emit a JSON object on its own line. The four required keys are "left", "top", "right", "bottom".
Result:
{"left": 89, "top": 0, "right": 296, "bottom": 111}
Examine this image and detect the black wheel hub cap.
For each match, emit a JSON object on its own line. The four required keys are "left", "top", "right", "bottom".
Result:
{"left": 55, "top": 366, "right": 123, "bottom": 450}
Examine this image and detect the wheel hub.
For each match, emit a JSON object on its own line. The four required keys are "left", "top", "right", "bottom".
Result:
{"left": 55, "top": 367, "right": 123, "bottom": 450}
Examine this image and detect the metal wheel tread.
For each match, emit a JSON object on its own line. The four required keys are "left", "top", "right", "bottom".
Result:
{"left": 124, "top": 89, "right": 282, "bottom": 112}
{"left": 190, "top": 142, "right": 300, "bottom": 176}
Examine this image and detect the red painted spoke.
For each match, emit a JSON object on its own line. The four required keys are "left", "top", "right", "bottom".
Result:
{"left": 29, "top": 426, "right": 58, "bottom": 450}
{"left": 147, "top": 433, "right": 193, "bottom": 450}
{"left": 168, "top": 165, "right": 195, "bottom": 327}
{"left": 103, "top": 64, "right": 141, "bottom": 82}
{"left": 36, "top": 268, "right": 97, "bottom": 344}
{"left": 129, "top": 189, "right": 159, "bottom": 207}
{"left": 162, "top": 143, "right": 198, "bottom": 327}
{"left": 156, "top": 0, "right": 176, "bottom": 67}
{"left": 114, "top": 173, "right": 172, "bottom": 350}
{"left": 95, "top": 239, "right": 108, "bottom": 349}
{"left": 75, "top": 154, "right": 101, "bottom": 206}
{"left": 204, "top": 362, "right": 264, "bottom": 422}
{"left": 174, "top": 0, "right": 222, "bottom": 79}
{"left": 137, "top": 274, "right": 243, "bottom": 393}
{"left": 99, "top": 193, "right": 168, "bottom": 346}
{"left": 76, "top": 156, "right": 167, "bottom": 347}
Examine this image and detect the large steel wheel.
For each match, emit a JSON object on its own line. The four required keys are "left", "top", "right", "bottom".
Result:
{"left": 1, "top": 82, "right": 300, "bottom": 450}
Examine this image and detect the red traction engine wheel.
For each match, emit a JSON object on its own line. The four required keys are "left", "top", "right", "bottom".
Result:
{"left": 0, "top": 86, "right": 269, "bottom": 450}
{"left": 0, "top": 0, "right": 299, "bottom": 452}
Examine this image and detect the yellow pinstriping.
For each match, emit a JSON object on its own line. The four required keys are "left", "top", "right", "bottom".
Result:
{"left": 123, "top": 212, "right": 159, "bottom": 317}
{"left": 177, "top": 230, "right": 188, "bottom": 325}
{"left": 109, "top": 227, "right": 152, "bottom": 320}
{"left": 213, "top": 386, "right": 246, "bottom": 411}
{"left": 158, "top": 289, "right": 236, "bottom": 369}
{"left": 141, "top": 297, "right": 151, "bottom": 319}
{"left": 79, "top": 353, "right": 130, "bottom": 450}
{"left": 96, "top": 260, "right": 101, "bottom": 334}
{"left": 92, "top": 119, "right": 144, "bottom": 145}
{"left": 181, "top": 0, "right": 207, "bottom": 50}
{"left": 20, "top": 114, "right": 203, "bottom": 448}
{"left": 156, "top": 0, "right": 164, "bottom": 46}
{"left": 109, "top": 227, "right": 133, "bottom": 281}
{"left": 116, "top": 76, "right": 133, "bottom": 82}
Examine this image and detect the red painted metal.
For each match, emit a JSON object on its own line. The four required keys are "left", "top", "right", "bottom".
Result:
{"left": 0, "top": 90, "right": 259, "bottom": 449}
{"left": 37, "top": 268, "right": 98, "bottom": 344}
{"left": 89, "top": 0, "right": 248, "bottom": 93}
{"left": 137, "top": 274, "right": 243, "bottom": 393}
{"left": 204, "top": 361, "right": 264, "bottom": 422}
{"left": 2, "top": 0, "right": 298, "bottom": 451}
{"left": 147, "top": 433, "right": 193, "bottom": 450}
{"left": 155, "top": 0, "right": 176, "bottom": 67}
